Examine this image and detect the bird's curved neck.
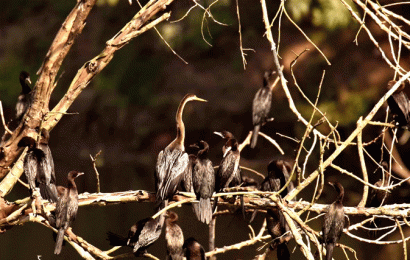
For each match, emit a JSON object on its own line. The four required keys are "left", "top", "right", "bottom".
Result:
{"left": 336, "top": 184, "right": 344, "bottom": 203}
{"left": 197, "top": 146, "right": 209, "bottom": 159}
{"left": 67, "top": 177, "right": 77, "bottom": 190}
{"left": 20, "top": 79, "right": 31, "bottom": 94}
{"left": 173, "top": 97, "right": 190, "bottom": 149}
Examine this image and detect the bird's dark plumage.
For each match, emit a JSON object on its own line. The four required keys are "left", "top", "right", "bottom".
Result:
{"left": 155, "top": 94, "right": 207, "bottom": 208}
{"left": 266, "top": 208, "right": 290, "bottom": 260}
{"left": 214, "top": 131, "right": 241, "bottom": 192}
{"left": 262, "top": 159, "right": 294, "bottom": 197}
{"left": 250, "top": 159, "right": 294, "bottom": 223}
{"left": 387, "top": 80, "right": 410, "bottom": 128}
{"left": 23, "top": 128, "right": 58, "bottom": 202}
{"left": 54, "top": 171, "right": 83, "bottom": 255}
{"left": 191, "top": 140, "right": 215, "bottom": 224}
{"left": 165, "top": 211, "right": 184, "bottom": 260}
{"left": 251, "top": 70, "right": 275, "bottom": 148}
{"left": 107, "top": 214, "right": 165, "bottom": 256}
{"left": 15, "top": 71, "right": 32, "bottom": 121}
{"left": 322, "top": 181, "right": 345, "bottom": 260}
{"left": 183, "top": 237, "right": 205, "bottom": 260}
{"left": 213, "top": 131, "right": 241, "bottom": 213}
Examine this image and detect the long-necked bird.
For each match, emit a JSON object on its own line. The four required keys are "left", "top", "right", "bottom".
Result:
{"left": 322, "top": 181, "right": 345, "bottom": 260}
{"left": 155, "top": 94, "right": 207, "bottom": 208}
{"left": 54, "top": 171, "right": 83, "bottom": 255}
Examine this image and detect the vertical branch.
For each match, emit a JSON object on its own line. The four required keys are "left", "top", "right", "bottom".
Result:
{"left": 90, "top": 151, "right": 102, "bottom": 193}
{"left": 357, "top": 117, "right": 369, "bottom": 207}
{"left": 209, "top": 216, "right": 216, "bottom": 260}
{"left": 396, "top": 218, "right": 407, "bottom": 260}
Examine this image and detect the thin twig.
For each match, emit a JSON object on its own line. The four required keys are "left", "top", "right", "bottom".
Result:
{"left": 0, "top": 101, "right": 12, "bottom": 135}
{"left": 90, "top": 150, "right": 102, "bottom": 193}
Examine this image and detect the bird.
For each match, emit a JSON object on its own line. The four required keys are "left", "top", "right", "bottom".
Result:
{"left": 181, "top": 152, "right": 200, "bottom": 217}
{"left": 15, "top": 71, "right": 32, "bottom": 121}
{"left": 250, "top": 70, "right": 275, "bottom": 148}
{"left": 23, "top": 128, "right": 58, "bottom": 202}
{"left": 165, "top": 211, "right": 184, "bottom": 260}
{"left": 250, "top": 159, "right": 294, "bottom": 223}
{"left": 155, "top": 94, "right": 207, "bottom": 208}
{"left": 261, "top": 159, "right": 294, "bottom": 197}
{"left": 266, "top": 208, "right": 290, "bottom": 260}
{"left": 183, "top": 237, "right": 205, "bottom": 260}
{"left": 366, "top": 163, "right": 391, "bottom": 237}
{"left": 368, "top": 163, "right": 391, "bottom": 208}
{"left": 191, "top": 140, "right": 215, "bottom": 224}
{"left": 107, "top": 214, "right": 166, "bottom": 256}
{"left": 386, "top": 80, "right": 410, "bottom": 128}
{"left": 213, "top": 131, "right": 241, "bottom": 212}
{"left": 54, "top": 171, "right": 84, "bottom": 255}
{"left": 322, "top": 181, "right": 345, "bottom": 260}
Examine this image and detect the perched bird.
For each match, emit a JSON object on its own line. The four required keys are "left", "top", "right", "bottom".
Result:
{"left": 54, "top": 171, "right": 84, "bottom": 255}
{"left": 250, "top": 70, "right": 275, "bottom": 148}
{"left": 15, "top": 71, "right": 32, "bottom": 121}
{"left": 367, "top": 164, "right": 391, "bottom": 237}
{"left": 368, "top": 164, "right": 391, "bottom": 208}
{"left": 386, "top": 80, "right": 410, "bottom": 128}
{"left": 183, "top": 237, "right": 205, "bottom": 260}
{"left": 213, "top": 131, "right": 241, "bottom": 212}
{"left": 214, "top": 131, "right": 241, "bottom": 191}
{"left": 181, "top": 152, "right": 200, "bottom": 216}
{"left": 191, "top": 140, "right": 215, "bottom": 224}
{"left": 155, "top": 94, "right": 207, "bottom": 208}
{"left": 266, "top": 208, "right": 290, "bottom": 260}
{"left": 23, "top": 128, "right": 58, "bottom": 202}
{"left": 322, "top": 181, "right": 345, "bottom": 260}
{"left": 261, "top": 159, "right": 294, "bottom": 197}
{"left": 250, "top": 159, "right": 294, "bottom": 223}
{"left": 165, "top": 211, "right": 184, "bottom": 260}
{"left": 107, "top": 214, "right": 166, "bottom": 256}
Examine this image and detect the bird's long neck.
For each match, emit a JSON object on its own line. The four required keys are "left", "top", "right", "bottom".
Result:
{"left": 20, "top": 78, "right": 31, "bottom": 94}
{"left": 67, "top": 177, "right": 77, "bottom": 191}
{"left": 197, "top": 144, "right": 209, "bottom": 159}
{"left": 335, "top": 183, "right": 344, "bottom": 203}
{"left": 173, "top": 97, "right": 189, "bottom": 150}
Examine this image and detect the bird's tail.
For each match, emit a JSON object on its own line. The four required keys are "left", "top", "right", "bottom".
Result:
{"left": 107, "top": 232, "right": 128, "bottom": 246}
{"left": 198, "top": 198, "right": 212, "bottom": 224}
{"left": 39, "top": 183, "right": 59, "bottom": 203}
{"left": 54, "top": 228, "right": 65, "bottom": 255}
{"left": 325, "top": 243, "right": 335, "bottom": 260}
{"left": 277, "top": 243, "right": 290, "bottom": 260}
{"left": 250, "top": 124, "right": 261, "bottom": 148}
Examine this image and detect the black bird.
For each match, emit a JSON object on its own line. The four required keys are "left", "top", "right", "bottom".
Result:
{"left": 261, "top": 159, "right": 294, "bottom": 197}
{"left": 250, "top": 159, "right": 294, "bottom": 223}
{"left": 250, "top": 70, "right": 275, "bottom": 148}
{"left": 15, "top": 71, "right": 32, "bottom": 121}
{"left": 191, "top": 140, "right": 215, "bottom": 224}
{"left": 54, "top": 171, "right": 84, "bottom": 255}
{"left": 107, "top": 214, "right": 166, "bottom": 256}
{"left": 165, "top": 211, "right": 184, "bottom": 260}
{"left": 368, "top": 164, "right": 391, "bottom": 208}
{"left": 155, "top": 94, "right": 207, "bottom": 207}
{"left": 213, "top": 131, "right": 241, "bottom": 212}
{"left": 23, "top": 128, "right": 58, "bottom": 202}
{"left": 367, "top": 164, "right": 391, "bottom": 237}
{"left": 386, "top": 80, "right": 410, "bottom": 128}
{"left": 322, "top": 181, "right": 345, "bottom": 260}
{"left": 183, "top": 237, "right": 205, "bottom": 260}
{"left": 266, "top": 208, "right": 290, "bottom": 260}
{"left": 181, "top": 152, "right": 201, "bottom": 217}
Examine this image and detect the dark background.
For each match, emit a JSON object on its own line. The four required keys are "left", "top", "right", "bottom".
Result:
{"left": 1, "top": 0, "right": 410, "bottom": 259}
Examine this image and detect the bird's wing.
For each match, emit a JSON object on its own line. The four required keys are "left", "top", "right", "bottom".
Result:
{"left": 161, "top": 151, "right": 188, "bottom": 199}
{"left": 24, "top": 151, "right": 38, "bottom": 190}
